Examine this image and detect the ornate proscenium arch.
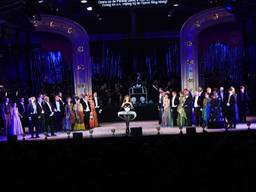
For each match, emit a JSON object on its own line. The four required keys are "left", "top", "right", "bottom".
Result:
{"left": 32, "top": 15, "right": 92, "bottom": 96}
{"left": 180, "top": 7, "right": 236, "bottom": 91}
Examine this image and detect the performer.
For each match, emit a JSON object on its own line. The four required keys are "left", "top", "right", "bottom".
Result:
{"left": 158, "top": 88, "right": 164, "bottom": 125}
{"left": 184, "top": 89, "right": 193, "bottom": 126}
{"left": 177, "top": 91, "right": 187, "bottom": 128}
{"left": 171, "top": 91, "right": 179, "bottom": 126}
{"left": 53, "top": 95, "right": 65, "bottom": 132}
{"left": 1, "top": 97, "right": 12, "bottom": 136}
{"left": 237, "top": 86, "right": 248, "bottom": 123}
{"left": 73, "top": 96, "right": 85, "bottom": 131}
{"left": 118, "top": 95, "right": 137, "bottom": 135}
{"left": 226, "top": 88, "right": 236, "bottom": 128}
{"left": 27, "top": 97, "right": 40, "bottom": 138}
{"left": 37, "top": 96, "right": 45, "bottom": 134}
{"left": 80, "top": 94, "right": 91, "bottom": 130}
{"left": 17, "top": 97, "right": 27, "bottom": 134}
{"left": 10, "top": 103, "right": 23, "bottom": 137}
{"left": 43, "top": 96, "right": 56, "bottom": 136}
{"left": 64, "top": 97, "right": 75, "bottom": 131}
{"left": 89, "top": 95, "right": 98, "bottom": 128}
{"left": 193, "top": 91, "right": 203, "bottom": 127}
{"left": 161, "top": 92, "right": 173, "bottom": 127}
{"left": 202, "top": 93, "right": 211, "bottom": 129}
{"left": 93, "top": 92, "right": 102, "bottom": 125}
{"left": 219, "top": 86, "right": 227, "bottom": 122}
{"left": 209, "top": 90, "right": 222, "bottom": 126}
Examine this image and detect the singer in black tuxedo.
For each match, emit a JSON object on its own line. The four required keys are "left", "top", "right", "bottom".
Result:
{"left": 27, "top": 99, "right": 39, "bottom": 138}
{"left": 17, "top": 98, "right": 27, "bottom": 134}
{"left": 171, "top": 91, "right": 179, "bottom": 126}
{"left": 237, "top": 86, "right": 248, "bottom": 123}
{"left": 193, "top": 92, "right": 203, "bottom": 127}
{"left": 43, "top": 97, "right": 56, "bottom": 136}
{"left": 184, "top": 91, "right": 193, "bottom": 126}
{"left": 226, "top": 90, "right": 236, "bottom": 128}
{"left": 52, "top": 96, "right": 65, "bottom": 132}
{"left": 81, "top": 96, "right": 91, "bottom": 129}
{"left": 93, "top": 92, "right": 102, "bottom": 125}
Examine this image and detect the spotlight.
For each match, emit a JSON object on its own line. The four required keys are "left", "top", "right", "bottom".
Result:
{"left": 38, "top": 0, "right": 44, "bottom": 4}
{"left": 223, "top": 0, "right": 237, "bottom": 13}
{"left": 173, "top": 4, "right": 179, "bottom": 7}
{"left": 81, "top": 0, "right": 87, "bottom": 3}
{"left": 87, "top": 6, "right": 93, "bottom": 11}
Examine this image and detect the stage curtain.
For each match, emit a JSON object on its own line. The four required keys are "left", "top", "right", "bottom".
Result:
{"left": 199, "top": 42, "right": 244, "bottom": 88}
{"left": 91, "top": 39, "right": 180, "bottom": 88}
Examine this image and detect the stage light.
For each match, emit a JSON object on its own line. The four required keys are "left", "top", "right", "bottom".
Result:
{"left": 81, "top": 0, "right": 87, "bottom": 3}
{"left": 111, "top": 128, "right": 116, "bottom": 136}
{"left": 223, "top": 0, "right": 237, "bottom": 13}
{"left": 87, "top": 6, "right": 93, "bottom": 11}
{"left": 247, "top": 122, "right": 251, "bottom": 130}
{"left": 89, "top": 129, "right": 94, "bottom": 138}
{"left": 156, "top": 127, "right": 161, "bottom": 135}
{"left": 173, "top": 3, "right": 179, "bottom": 7}
{"left": 38, "top": 0, "right": 44, "bottom": 4}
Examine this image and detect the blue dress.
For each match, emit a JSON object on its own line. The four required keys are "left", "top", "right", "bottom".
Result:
{"left": 202, "top": 98, "right": 211, "bottom": 127}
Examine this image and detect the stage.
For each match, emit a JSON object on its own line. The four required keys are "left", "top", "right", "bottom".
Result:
{"left": 1, "top": 118, "right": 256, "bottom": 142}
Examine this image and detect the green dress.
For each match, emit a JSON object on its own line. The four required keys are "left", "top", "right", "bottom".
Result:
{"left": 177, "top": 96, "right": 187, "bottom": 127}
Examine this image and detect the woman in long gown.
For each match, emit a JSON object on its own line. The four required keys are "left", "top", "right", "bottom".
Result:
{"left": 10, "top": 103, "right": 24, "bottom": 136}
{"left": 64, "top": 97, "right": 75, "bottom": 131}
{"left": 89, "top": 95, "right": 98, "bottom": 128}
{"left": 202, "top": 93, "right": 211, "bottom": 128}
{"left": 73, "top": 97, "right": 85, "bottom": 131}
{"left": 161, "top": 92, "right": 173, "bottom": 127}
{"left": 177, "top": 91, "right": 187, "bottom": 128}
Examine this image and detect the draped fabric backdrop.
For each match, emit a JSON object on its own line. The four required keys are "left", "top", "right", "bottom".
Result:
{"left": 91, "top": 39, "right": 180, "bottom": 90}
{"left": 198, "top": 23, "right": 244, "bottom": 88}
{"left": 30, "top": 32, "right": 73, "bottom": 96}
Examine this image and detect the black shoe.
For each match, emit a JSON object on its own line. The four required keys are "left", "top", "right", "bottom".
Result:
{"left": 30, "top": 136, "right": 35, "bottom": 139}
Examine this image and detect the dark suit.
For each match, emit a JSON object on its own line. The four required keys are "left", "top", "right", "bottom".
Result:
{"left": 158, "top": 95, "right": 164, "bottom": 125}
{"left": 52, "top": 101, "right": 65, "bottom": 132}
{"left": 93, "top": 96, "right": 102, "bottom": 124}
{"left": 80, "top": 99, "right": 91, "bottom": 129}
{"left": 184, "top": 95, "right": 193, "bottom": 126}
{"left": 1, "top": 103, "right": 12, "bottom": 136}
{"left": 27, "top": 103, "right": 39, "bottom": 138}
{"left": 17, "top": 102, "right": 27, "bottom": 133}
{"left": 171, "top": 95, "right": 179, "bottom": 126}
{"left": 193, "top": 95, "right": 203, "bottom": 126}
{"left": 37, "top": 102, "right": 45, "bottom": 133}
{"left": 219, "top": 91, "right": 227, "bottom": 121}
{"left": 237, "top": 91, "right": 248, "bottom": 123}
{"left": 43, "top": 102, "right": 55, "bottom": 136}
{"left": 226, "top": 94, "right": 236, "bottom": 128}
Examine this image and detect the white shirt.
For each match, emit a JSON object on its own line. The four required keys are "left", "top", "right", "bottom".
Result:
{"left": 220, "top": 92, "right": 224, "bottom": 101}
{"left": 55, "top": 101, "right": 61, "bottom": 112}
{"left": 32, "top": 102, "right": 37, "bottom": 114}
{"left": 171, "top": 95, "right": 177, "bottom": 108}
{"left": 46, "top": 102, "right": 53, "bottom": 112}
{"left": 194, "top": 96, "right": 199, "bottom": 108}
{"left": 38, "top": 102, "right": 44, "bottom": 114}
{"left": 83, "top": 99, "right": 90, "bottom": 112}
{"left": 94, "top": 96, "right": 99, "bottom": 108}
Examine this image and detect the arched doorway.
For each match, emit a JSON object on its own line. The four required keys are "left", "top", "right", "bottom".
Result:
{"left": 32, "top": 15, "right": 92, "bottom": 96}
{"left": 180, "top": 7, "right": 236, "bottom": 91}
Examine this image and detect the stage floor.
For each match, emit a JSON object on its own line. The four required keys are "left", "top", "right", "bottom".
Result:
{"left": 1, "top": 119, "right": 256, "bottom": 142}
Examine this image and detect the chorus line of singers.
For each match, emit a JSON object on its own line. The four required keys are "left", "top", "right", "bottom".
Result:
{"left": 159, "top": 86, "right": 248, "bottom": 129}
{"left": 1, "top": 92, "right": 102, "bottom": 138}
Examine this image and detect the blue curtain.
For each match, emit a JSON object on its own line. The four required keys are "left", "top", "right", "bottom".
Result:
{"left": 91, "top": 39, "right": 180, "bottom": 84}
{"left": 199, "top": 43, "right": 244, "bottom": 88}
{"left": 30, "top": 49, "right": 65, "bottom": 95}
